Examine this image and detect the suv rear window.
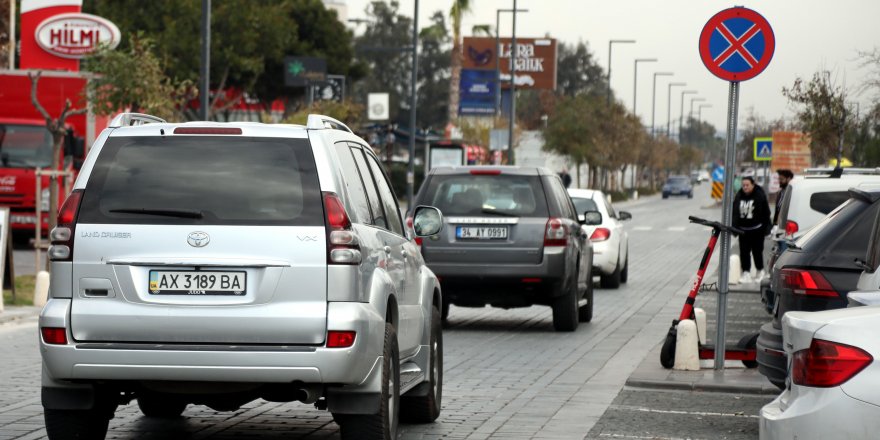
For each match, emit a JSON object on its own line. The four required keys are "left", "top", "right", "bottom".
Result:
{"left": 809, "top": 191, "right": 850, "bottom": 215}
{"left": 421, "top": 174, "right": 549, "bottom": 217}
{"left": 78, "top": 136, "right": 323, "bottom": 225}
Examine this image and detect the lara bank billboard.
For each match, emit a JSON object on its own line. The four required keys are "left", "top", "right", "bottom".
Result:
{"left": 462, "top": 37, "right": 558, "bottom": 90}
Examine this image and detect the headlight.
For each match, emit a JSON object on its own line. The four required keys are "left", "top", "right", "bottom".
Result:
{"left": 41, "top": 188, "right": 50, "bottom": 212}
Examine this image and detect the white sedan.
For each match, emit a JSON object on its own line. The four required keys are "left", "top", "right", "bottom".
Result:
{"left": 567, "top": 189, "right": 631, "bottom": 288}
{"left": 760, "top": 306, "right": 880, "bottom": 439}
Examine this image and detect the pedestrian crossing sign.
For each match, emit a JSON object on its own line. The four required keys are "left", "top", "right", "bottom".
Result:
{"left": 754, "top": 137, "right": 772, "bottom": 161}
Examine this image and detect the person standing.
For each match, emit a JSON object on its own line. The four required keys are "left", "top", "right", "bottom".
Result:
{"left": 774, "top": 169, "right": 794, "bottom": 225}
{"left": 733, "top": 176, "right": 772, "bottom": 284}
{"left": 559, "top": 167, "right": 573, "bottom": 188}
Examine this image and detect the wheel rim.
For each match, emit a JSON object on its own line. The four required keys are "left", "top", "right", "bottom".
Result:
{"left": 432, "top": 338, "right": 440, "bottom": 398}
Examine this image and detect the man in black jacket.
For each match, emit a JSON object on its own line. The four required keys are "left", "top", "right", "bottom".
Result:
{"left": 733, "top": 176, "right": 771, "bottom": 284}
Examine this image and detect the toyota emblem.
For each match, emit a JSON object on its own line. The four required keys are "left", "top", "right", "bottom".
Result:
{"left": 187, "top": 231, "right": 210, "bottom": 248}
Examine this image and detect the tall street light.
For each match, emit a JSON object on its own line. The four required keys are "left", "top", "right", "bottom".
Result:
{"left": 633, "top": 58, "right": 657, "bottom": 118}
{"left": 495, "top": 8, "right": 529, "bottom": 114}
{"left": 683, "top": 97, "right": 705, "bottom": 143}
{"left": 607, "top": 39, "right": 635, "bottom": 105}
{"left": 508, "top": 0, "right": 519, "bottom": 164}
{"left": 697, "top": 104, "right": 712, "bottom": 125}
{"left": 200, "top": 0, "right": 211, "bottom": 120}
{"left": 666, "top": 82, "right": 686, "bottom": 138}
{"left": 651, "top": 72, "right": 673, "bottom": 137}
{"left": 678, "top": 90, "right": 697, "bottom": 143}
{"left": 407, "top": 0, "right": 419, "bottom": 208}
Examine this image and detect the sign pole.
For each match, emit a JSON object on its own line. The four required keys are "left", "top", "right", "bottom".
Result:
{"left": 715, "top": 80, "right": 740, "bottom": 370}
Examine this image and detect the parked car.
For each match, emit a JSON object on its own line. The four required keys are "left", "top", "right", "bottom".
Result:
{"left": 39, "top": 113, "right": 445, "bottom": 440}
{"left": 412, "top": 166, "right": 594, "bottom": 331}
{"left": 760, "top": 306, "right": 880, "bottom": 439}
{"left": 567, "top": 189, "right": 631, "bottom": 288}
{"left": 662, "top": 175, "right": 693, "bottom": 199}
{"left": 760, "top": 168, "right": 880, "bottom": 314}
{"left": 756, "top": 189, "right": 880, "bottom": 390}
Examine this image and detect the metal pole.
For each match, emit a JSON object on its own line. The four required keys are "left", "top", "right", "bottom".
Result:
{"left": 200, "top": 0, "right": 211, "bottom": 121}
{"left": 716, "top": 80, "right": 740, "bottom": 371}
{"left": 495, "top": 10, "right": 502, "bottom": 114}
{"left": 632, "top": 58, "right": 657, "bottom": 118}
{"left": 8, "top": 0, "right": 15, "bottom": 69}
{"left": 508, "top": 0, "right": 517, "bottom": 165}
{"left": 651, "top": 73, "right": 672, "bottom": 137}
{"left": 407, "top": 0, "right": 419, "bottom": 209}
{"left": 607, "top": 40, "right": 613, "bottom": 106}
{"left": 679, "top": 90, "right": 696, "bottom": 143}
{"left": 667, "top": 82, "right": 685, "bottom": 138}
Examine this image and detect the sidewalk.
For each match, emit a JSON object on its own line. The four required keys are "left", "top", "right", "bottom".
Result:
{"left": 0, "top": 306, "right": 40, "bottom": 326}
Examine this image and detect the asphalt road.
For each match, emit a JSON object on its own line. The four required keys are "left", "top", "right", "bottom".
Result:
{"left": 0, "top": 183, "right": 774, "bottom": 439}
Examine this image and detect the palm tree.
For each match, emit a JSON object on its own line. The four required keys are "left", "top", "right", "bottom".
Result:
{"left": 448, "top": 0, "right": 472, "bottom": 123}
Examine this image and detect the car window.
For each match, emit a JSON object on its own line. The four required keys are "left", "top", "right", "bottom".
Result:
{"left": 796, "top": 199, "right": 857, "bottom": 249}
{"left": 668, "top": 177, "right": 688, "bottom": 185}
{"left": 835, "top": 202, "right": 880, "bottom": 255}
{"left": 604, "top": 197, "right": 617, "bottom": 219}
{"left": 809, "top": 191, "right": 851, "bottom": 215}
{"left": 571, "top": 197, "right": 599, "bottom": 216}
{"left": 79, "top": 136, "right": 322, "bottom": 226}
{"left": 350, "top": 145, "right": 387, "bottom": 229}
{"left": 363, "top": 151, "right": 405, "bottom": 236}
{"left": 334, "top": 143, "right": 372, "bottom": 225}
{"left": 423, "top": 174, "right": 549, "bottom": 217}
{"left": 551, "top": 178, "right": 578, "bottom": 220}
{"left": 777, "top": 184, "right": 793, "bottom": 226}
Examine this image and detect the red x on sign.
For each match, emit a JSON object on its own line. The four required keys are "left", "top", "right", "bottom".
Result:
{"left": 699, "top": 7, "right": 775, "bottom": 82}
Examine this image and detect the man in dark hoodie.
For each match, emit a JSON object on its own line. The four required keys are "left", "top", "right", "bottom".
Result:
{"left": 732, "top": 176, "right": 771, "bottom": 284}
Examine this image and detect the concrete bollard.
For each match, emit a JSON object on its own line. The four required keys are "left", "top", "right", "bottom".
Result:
{"left": 694, "top": 308, "right": 707, "bottom": 345}
{"left": 729, "top": 254, "right": 741, "bottom": 285}
{"left": 33, "top": 271, "right": 50, "bottom": 308}
{"left": 673, "top": 319, "right": 700, "bottom": 371}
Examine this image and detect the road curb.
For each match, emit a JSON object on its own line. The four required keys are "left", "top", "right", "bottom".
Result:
{"left": 625, "top": 378, "right": 781, "bottom": 396}
{"left": 0, "top": 306, "right": 41, "bottom": 326}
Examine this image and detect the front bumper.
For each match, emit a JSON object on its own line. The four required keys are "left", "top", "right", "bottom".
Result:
{"left": 760, "top": 387, "right": 880, "bottom": 439}
{"left": 756, "top": 322, "right": 786, "bottom": 388}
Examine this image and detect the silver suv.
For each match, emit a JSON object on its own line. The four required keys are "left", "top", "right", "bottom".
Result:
{"left": 39, "top": 113, "right": 444, "bottom": 440}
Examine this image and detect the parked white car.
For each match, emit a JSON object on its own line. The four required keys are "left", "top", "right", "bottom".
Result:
{"left": 760, "top": 306, "right": 880, "bottom": 439}
{"left": 567, "top": 189, "right": 630, "bottom": 288}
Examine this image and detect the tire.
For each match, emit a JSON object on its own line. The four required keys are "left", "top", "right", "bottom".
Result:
{"left": 552, "top": 278, "right": 579, "bottom": 332}
{"left": 441, "top": 301, "right": 450, "bottom": 322}
{"left": 401, "top": 306, "right": 442, "bottom": 423}
{"left": 660, "top": 331, "right": 677, "bottom": 369}
{"left": 662, "top": 193, "right": 669, "bottom": 199}
{"left": 688, "top": 192, "right": 694, "bottom": 199}
{"left": 45, "top": 408, "right": 112, "bottom": 440}
{"left": 739, "top": 333, "right": 759, "bottom": 369}
{"left": 137, "top": 394, "right": 187, "bottom": 418}
{"left": 337, "top": 323, "right": 400, "bottom": 440}
{"left": 578, "top": 274, "right": 594, "bottom": 323}
{"left": 600, "top": 258, "right": 622, "bottom": 289}
{"left": 620, "top": 254, "right": 629, "bottom": 284}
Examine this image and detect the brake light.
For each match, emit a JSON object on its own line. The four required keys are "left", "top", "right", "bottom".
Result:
{"left": 49, "top": 190, "right": 83, "bottom": 262}
{"left": 544, "top": 218, "right": 567, "bottom": 247}
{"left": 41, "top": 327, "right": 68, "bottom": 345}
{"left": 406, "top": 216, "right": 422, "bottom": 247}
{"left": 327, "top": 331, "right": 356, "bottom": 348}
{"left": 792, "top": 339, "right": 872, "bottom": 387}
{"left": 323, "top": 192, "right": 361, "bottom": 265}
{"left": 469, "top": 169, "right": 502, "bottom": 175}
{"left": 785, "top": 220, "right": 798, "bottom": 236}
{"left": 173, "top": 127, "right": 242, "bottom": 135}
{"left": 590, "top": 228, "right": 611, "bottom": 242}
{"left": 780, "top": 268, "right": 838, "bottom": 297}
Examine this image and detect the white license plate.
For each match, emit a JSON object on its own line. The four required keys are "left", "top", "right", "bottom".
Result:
{"left": 456, "top": 226, "right": 508, "bottom": 239}
{"left": 149, "top": 271, "right": 246, "bottom": 295}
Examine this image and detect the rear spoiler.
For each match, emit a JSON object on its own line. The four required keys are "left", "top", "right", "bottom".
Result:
{"left": 848, "top": 188, "right": 880, "bottom": 204}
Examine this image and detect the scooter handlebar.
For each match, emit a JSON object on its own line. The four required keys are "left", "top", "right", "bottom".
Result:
{"left": 687, "top": 216, "right": 745, "bottom": 236}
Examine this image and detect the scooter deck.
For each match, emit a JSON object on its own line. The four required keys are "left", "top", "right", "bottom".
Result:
{"left": 698, "top": 346, "right": 756, "bottom": 361}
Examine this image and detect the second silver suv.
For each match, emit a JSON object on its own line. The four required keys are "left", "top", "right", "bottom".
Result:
{"left": 39, "top": 113, "right": 444, "bottom": 440}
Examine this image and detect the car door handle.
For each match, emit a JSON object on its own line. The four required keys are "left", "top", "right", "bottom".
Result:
{"left": 384, "top": 246, "right": 392, "bottom": 255}
{"left": 401, "top": 249, "right": 408, "bottom": 259}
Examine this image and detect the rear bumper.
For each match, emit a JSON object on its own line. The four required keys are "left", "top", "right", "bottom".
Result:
{"left": 756, "top": 321, "right": 787, "bottom": 387}
{"left": 428, "top": 246, "right": 566, "bottom": 280}
{"left": 760, "top": 387, "right": 880, "bottom": 439}
{"left": 591, "top": 240, "right": 617, "bottom": 275}
{"left": 39, "top": 299, "right": 385, "bottom": 386}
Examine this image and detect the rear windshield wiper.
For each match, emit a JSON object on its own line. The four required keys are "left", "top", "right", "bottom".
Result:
{"left": 109, "top": 208, "right": 203, "bottom": 219}
{"left": 481, "top": 208, "right": 519, "bottom": 217}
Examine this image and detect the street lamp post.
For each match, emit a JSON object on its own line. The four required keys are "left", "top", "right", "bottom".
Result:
{"left": 697, "top": 104, "right": 712, "bottom": 126}
{"left": 200, "top": 0, "right": 211, "bottom": 120}
{"left": 495, "top": 8, "right": 529, "bottom": 114}
{"left": 683, "top": 97, "right": 705, "bottom": 143}
{"left": 407, "top": 0, "right": 419, "bottom": 208}
{"left": 633, "top": 58, "right": 657, "bottom": 118}
{"left": 607, "top": 39, "right": 635, "bottom": 105}
{"left": 666, "top": 82, "right": 686, "bottom": 138}
{"left": 678, "top": 90, "right": 697, "bottom": 143}
{"left": 651, "top": 72, "right": 673, "bottom": 137}
{"left": 508, "top": 0, "right": 519, "bottom": 164}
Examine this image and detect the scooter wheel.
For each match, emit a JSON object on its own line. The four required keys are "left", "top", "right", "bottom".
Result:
{"left": 660, "top": 333, "right": 676, "bottom": 369}
{"left": 738, "top": 333, "right": 759, "bottom": 368}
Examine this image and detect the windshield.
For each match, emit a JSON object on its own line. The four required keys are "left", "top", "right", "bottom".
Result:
{"left": 667, "top": 177, "right": 688, "bottom": 185}
{"left": 0, "top": 124, "right": 54, "bottom": 168}
{"left": 422, "top": 174, "right": 549, "bottom": 217}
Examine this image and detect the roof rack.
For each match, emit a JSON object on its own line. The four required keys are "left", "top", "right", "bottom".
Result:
{"left": 803, "top": 167, "right": 880, "bottom": 177}
{"left": 108, "top": 112, "right": 167, "bottom": 128}
{"left": 306, "top": 114, "right": 353, "bottom": 134}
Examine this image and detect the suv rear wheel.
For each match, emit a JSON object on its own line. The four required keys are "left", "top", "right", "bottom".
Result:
{"left": 552, "top": 277, "right": 579, "bottom": 332}
{"left": 401, "top": 306, "right": 442, "bottom": 422}
{"left": 336, "top": 323, "right": 400, "bottom": 440}
{"left": 578, "top": 275, "right": 594, "bottom": 322}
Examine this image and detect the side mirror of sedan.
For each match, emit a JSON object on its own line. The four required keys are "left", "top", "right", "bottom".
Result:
{"left": 582, "top": 210, "right": 602, "bottom": 226}
{"left": 619, "top": 211, "right": 632, "bottom": 221}
{"left": 413, "top": 206, "right": 443, "bottom": 237}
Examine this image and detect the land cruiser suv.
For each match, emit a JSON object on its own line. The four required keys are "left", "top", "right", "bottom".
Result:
{"left": 39, "top": 113, "right": 444, "bottom": 440}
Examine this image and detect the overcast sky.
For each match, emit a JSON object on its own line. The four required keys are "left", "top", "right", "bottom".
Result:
{"left": 345, "top": 0, "right": 880, "bottom": 133}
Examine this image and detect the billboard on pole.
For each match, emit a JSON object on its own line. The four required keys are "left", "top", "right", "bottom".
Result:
{"left": 462, "top": 37, "right": 557, "bottom": 90}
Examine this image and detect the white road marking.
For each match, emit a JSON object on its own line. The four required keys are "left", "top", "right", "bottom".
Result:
{"left": 599, "top": 434, "right": 707, "bottom": 440}
{"left": 610, "top": 404, "right": 760, "bottom": 419}
{"left": 632, "top": 226, "right": 653, "bottom": 231}
{"left": 667, "top": 226, "right": 687, "bottom": 232}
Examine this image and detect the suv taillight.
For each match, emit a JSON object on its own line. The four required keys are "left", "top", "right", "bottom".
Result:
{"left": 792, "top": 339, "right": 873, "bottom": 387}
{"left": 544, "top": 218, "right": 567, "bottom": 247}
{"left": 785, "top": 220, "right": 798, "bottom": 236}
{"left": 323, "top": 192, "right": 361, "bottom": 265}
{"left": 48, "top": 190, "right": 83, "bottom": 262}
{"left": 780, "top": 268, "right": 838, "bottom": 297}
{"left": 590, "top": 228, "right": 611, "bottom": 242}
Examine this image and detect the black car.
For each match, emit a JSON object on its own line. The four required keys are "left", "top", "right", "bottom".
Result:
{"left": 756, "top": 189, "right": 880, "bottom": 389}
{"left": 662, "top": 175, "right": 693, "bottom": 199}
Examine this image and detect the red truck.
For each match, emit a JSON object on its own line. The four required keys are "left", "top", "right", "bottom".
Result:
{"left": 0, "top": 69, "right": 104, "bottom": 242}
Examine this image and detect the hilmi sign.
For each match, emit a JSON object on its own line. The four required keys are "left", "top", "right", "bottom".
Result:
{"left": 35, "top": 13, "right": 121, "bottom": 59}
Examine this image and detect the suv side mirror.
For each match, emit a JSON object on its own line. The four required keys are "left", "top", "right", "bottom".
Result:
{"left": 619, "top": 211, "right": 632, "bottom": 221}
{"left": 582, "top": 211, "right": 602, "bottom": 226}
{"left": 413, "top": 206, "right": 443, "bottom": 237}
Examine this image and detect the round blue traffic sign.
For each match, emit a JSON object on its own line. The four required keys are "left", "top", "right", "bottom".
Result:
{"left": 699, "top": 7, "right": 775, "bottom": 82}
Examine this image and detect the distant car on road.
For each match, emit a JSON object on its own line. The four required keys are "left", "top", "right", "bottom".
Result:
{"left": 662, "top": 175, "right": 693, "bottom": 199}
{"left": 567, "top": 189, "right": 631, "bottom": 288}
{"left": 413, "top": 166, "right": 594, "bottom": 331}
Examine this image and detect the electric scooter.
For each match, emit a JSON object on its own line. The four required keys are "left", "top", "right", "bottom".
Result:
{"left": 659, "top": 216, "right": 759, "bottom": 369}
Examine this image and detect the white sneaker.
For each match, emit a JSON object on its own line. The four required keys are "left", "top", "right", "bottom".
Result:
{"left": 757, "top": 269, "right": 766, "bottom": 281}
{"left": 740, "top": 272, "right": 753, "bottom": 284}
